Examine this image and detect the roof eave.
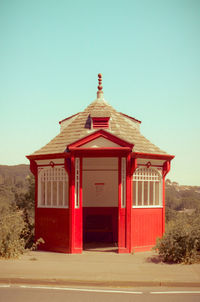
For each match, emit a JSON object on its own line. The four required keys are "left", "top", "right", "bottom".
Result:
{"left": 26, "top": 152, "right": 70, "bottom": 161}
{"left": 59, "top": 113, "right": 80, "bottom": 124}
{"left": 120, "top": 112, "right": 142, "bottom": 124}
{"left": 132, "top": 152, "right": 175, "bottom": 160}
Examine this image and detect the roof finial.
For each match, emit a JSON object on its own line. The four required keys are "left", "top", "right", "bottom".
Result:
{"left": 97, "top": 73, "right": 103, "bottom": 99}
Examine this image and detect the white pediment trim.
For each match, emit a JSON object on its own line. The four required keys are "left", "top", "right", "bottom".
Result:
{"left": 80, "top": 136, "right": 121, "bottom": 148}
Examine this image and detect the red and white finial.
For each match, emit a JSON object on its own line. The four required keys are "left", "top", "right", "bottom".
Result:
{"left": 97, "top": 73, "right": 103, "bottom": 99}
{"left": 98, "top": 73, "right": 103, "bottom": 91}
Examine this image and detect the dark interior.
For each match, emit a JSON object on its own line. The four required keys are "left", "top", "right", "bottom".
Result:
{"left": 83, "top": 214, "right": 113, "bottom": 243}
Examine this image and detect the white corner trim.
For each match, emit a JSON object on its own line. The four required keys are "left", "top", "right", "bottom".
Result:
{"left": 132, "top": 206, "right": 163, "bottom": 209}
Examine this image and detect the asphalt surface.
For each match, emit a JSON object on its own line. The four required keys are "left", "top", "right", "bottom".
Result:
{"left": 1, "top": 285, "right": 200, "bottom": 302}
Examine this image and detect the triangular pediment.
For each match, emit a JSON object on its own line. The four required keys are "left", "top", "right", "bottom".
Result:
{"left": 81, "top": 136, "right": 121, "bottom": 148}
{"left": 67, "top": 129, "right": 134, "bottom": 150}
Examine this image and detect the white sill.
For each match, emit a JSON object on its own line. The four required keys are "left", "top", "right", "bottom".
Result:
{"left": 37, "top": 206, "right": 69, "bottom": 209}
{"left": 132, "top": 205, "right": 163, "bottom": 209}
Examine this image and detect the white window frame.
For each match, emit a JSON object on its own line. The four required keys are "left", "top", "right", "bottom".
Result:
{"left": 38, "top": 165, "right": 69, "bottom": 208}
{"left": 132, "top": 167, "right": 163, "bottom": 208}
{"left": 75, "top": 157, "right": 80, "bottom": 208}
{"left": 121, "top": 157, "right": 126, "bottom": 208}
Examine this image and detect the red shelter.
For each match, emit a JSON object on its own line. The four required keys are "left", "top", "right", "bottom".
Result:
{"left": 27, "top": 74, "right": 174, "bottom": 254}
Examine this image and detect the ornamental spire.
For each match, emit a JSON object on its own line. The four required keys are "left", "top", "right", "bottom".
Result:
{"left": 97, "top": 73, "right": 104, "bottom": 99}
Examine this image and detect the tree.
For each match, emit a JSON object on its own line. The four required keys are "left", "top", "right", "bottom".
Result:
{"left": 155, "top": 211, "right": 200, "bottom": 264}
{"left": 0, "top": 205, "right": 26, "bottom": 258}
{"left": 14, "top": 174, "right": 35, "bottom": 248}
{"left": 14, "top": 174, "right": 35, "bottom": 211}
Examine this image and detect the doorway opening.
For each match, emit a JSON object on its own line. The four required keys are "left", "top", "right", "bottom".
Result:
{"left": 82, "top": 157, "right": 118, "bottom": 252}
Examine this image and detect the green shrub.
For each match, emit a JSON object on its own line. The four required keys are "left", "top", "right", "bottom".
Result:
{"left": 22, "top": 208, "right": 35, "bottom": 249}
{"left": 13, "top": 174, "right": 35, "bottom": 248}
{"left": 165, "top": 206, "right": 178, "bottom": 223}
{"left": 155, "top": 211, "right": 200, "bottom": 264}
{"left": 0, "top": 175, "right": 44, "bottom": 258}
{"left": 0, "top": 205, "right": 26, "bottom": 258}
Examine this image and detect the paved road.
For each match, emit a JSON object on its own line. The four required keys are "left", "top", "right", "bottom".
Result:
{"left": 0, "top": 285, "right": 200, "bottom": 302}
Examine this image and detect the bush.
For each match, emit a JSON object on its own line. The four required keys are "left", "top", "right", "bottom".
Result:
{"left": 22, "top": 208, "right": 35, "bottom": 249}
{"left": 0, "top": 205, "right": 26, "bottom": 258}
{"left": 0, "top": 175, "right": 44, "bottom": 258}
{"left": 165, "top": 206, "right": 178, "bottom": 223}
{"left": 155, "top": 211, "right": 200, "bottom": 264}
{"left": 13, "top": 174, "right": 35, "bottom": 249}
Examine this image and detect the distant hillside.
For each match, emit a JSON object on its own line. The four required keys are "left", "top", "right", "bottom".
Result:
{"left": 0, "top": 164, "right": 30, "bottom": 186}
{"left": 0, "top": 165, "right": 31, "bottom": 205}
{"left": 166, "top": 179, "right": 200, "bottom": 211}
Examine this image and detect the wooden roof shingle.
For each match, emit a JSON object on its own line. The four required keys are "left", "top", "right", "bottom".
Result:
{"left": 30, "top": 97, "right": 168, "bottom": 156}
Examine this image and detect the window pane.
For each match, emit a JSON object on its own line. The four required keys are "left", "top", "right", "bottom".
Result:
{"left": 75, "top": 158, "right": 80, "bottom": 208}
{"left": 38, "top": 167, "right": 69, "bottom": 208}
{"left": 132, "top": 181, "right": 136, "bottom": 206}
{"left": 149, "top": 182, "right": 154, "bottom": 205}
{"left": 138, "top": 181, "right": 142, "bottom": 206}
{"left": 132, "top": 167, "right": 162, "bottom": 207}
{"left": 64, "top": 181, "right": 69, "bottom": 207}
{"left": 58, "top": 181, "right": 63, "bottom": 206}
{"left": 41, "top": 180, "right": 45, "bottom": 205}
{"left": 53, "top": 181, "right": 57, "bottom": 206}
{"left": 144, "top": 182, "right": 148, "bottom": 205}
{"left": 47, "top": 181, "right": 51, "bottom": 206}
{"left": 155, "top": 182, "right": 160, "bottom": 205}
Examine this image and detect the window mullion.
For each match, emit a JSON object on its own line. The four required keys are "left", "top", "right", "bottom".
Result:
{"left": 159, "top": 179, "right": 162, "bottom": 206}
{"left": 75, "top": 158, "right": 80, "bottom": 208}
{"left": 63, "top": 177, "right": 65, "bottom": 207}
{"left": 142, "top": 181, "right": 144, "bottom": 206}
{"left": 51, "top": 169, "right": 53, "bottom": 207}
{"left": 121, "top": 157, "right": 126, "bottom": 208}
{"left": 38, "top": 172, "right": 41, "bottom": 206}
{"left": 136, "top": 180, "right": 138, "bottom": 206}
{"left": 45, "top": 171, "right": 47, "bottom": 206}
{"left": 57, "top": 170, "right": 59, "bottom": 207}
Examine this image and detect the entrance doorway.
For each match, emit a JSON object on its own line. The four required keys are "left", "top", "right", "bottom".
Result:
{"left": 82, "top": 157, "right": 118, "bottom": 251}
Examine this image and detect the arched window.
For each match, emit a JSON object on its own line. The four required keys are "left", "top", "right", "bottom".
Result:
{"left": 38, "top": 166, "right": 69, "bottom": 208}
{"left": 132, "top": 167, "right": 162, "bottom": 207}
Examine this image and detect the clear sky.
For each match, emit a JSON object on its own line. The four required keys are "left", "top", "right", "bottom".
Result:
{"left": 0, "top": 0, "right": 199, "bottom": 185}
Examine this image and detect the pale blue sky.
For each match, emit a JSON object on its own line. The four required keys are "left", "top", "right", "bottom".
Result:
{"left": 0, "top": 0, "right": 199, "bottom": 185}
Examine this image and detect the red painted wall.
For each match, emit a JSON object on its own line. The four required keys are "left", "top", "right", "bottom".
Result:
{"left": 131, "top": 208, "right": 163, "bottom": 252}
{"left": 35, "top": 208, "right": 70, "bottom": 253}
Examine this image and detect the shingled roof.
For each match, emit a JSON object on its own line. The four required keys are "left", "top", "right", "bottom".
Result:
{"left": 30, "top": 96, "right": 168, "bottom": 156}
